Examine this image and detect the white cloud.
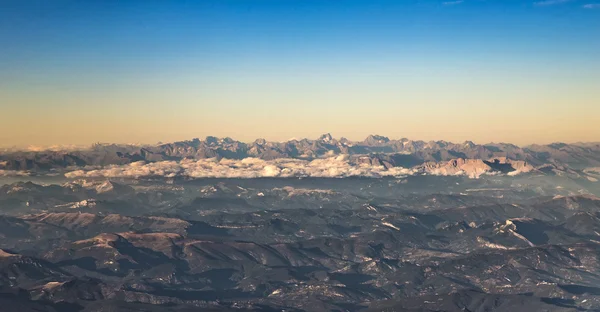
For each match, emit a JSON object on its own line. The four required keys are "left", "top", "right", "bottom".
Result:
{"left": 64, "top": 156, "right": 417, "bottom": 179}
{"left": 0, "top": 170, "right": 31, "bottom": 177}
{"left": 443, "top": 0, "right": 464, "bottom": 5}
{"left": 62, "top": 156, "right": 533, "bottom": 180}
{"left": 583, "top": 3, "right": 600, "bottom": 8}
{"left": 534, "top": 0, "right": 572, "bottom": 6}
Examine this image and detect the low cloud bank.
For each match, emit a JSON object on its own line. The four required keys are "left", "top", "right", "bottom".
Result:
{"left": 10, "top": 156, "right": 562, "bottom": 180}
{"left": 64, "top": 156, "right": 416, "bottom": 179}
{"left": 0, "top": 170, "right": 31, "bottom": 177}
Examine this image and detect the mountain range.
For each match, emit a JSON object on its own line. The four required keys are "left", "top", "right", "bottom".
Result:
{"left": 1, "top": 135, "right": 599, "bottom": 181}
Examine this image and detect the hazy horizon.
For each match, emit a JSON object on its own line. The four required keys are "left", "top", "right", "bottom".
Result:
{"left": 2, "top": 132, "right": 600, "bottom": 151}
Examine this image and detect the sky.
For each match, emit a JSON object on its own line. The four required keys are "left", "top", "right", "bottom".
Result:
{"left": 1, "top": 0, "right": 599, "bottom": 147}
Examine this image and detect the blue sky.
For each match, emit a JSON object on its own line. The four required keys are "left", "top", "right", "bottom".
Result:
{"left": 1, "top": 0, "right": 599, "bottom": 146}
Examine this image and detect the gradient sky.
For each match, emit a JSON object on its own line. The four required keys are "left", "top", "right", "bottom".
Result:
{"left": 1, "top": 0, "right": 599, "bottom": 147}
